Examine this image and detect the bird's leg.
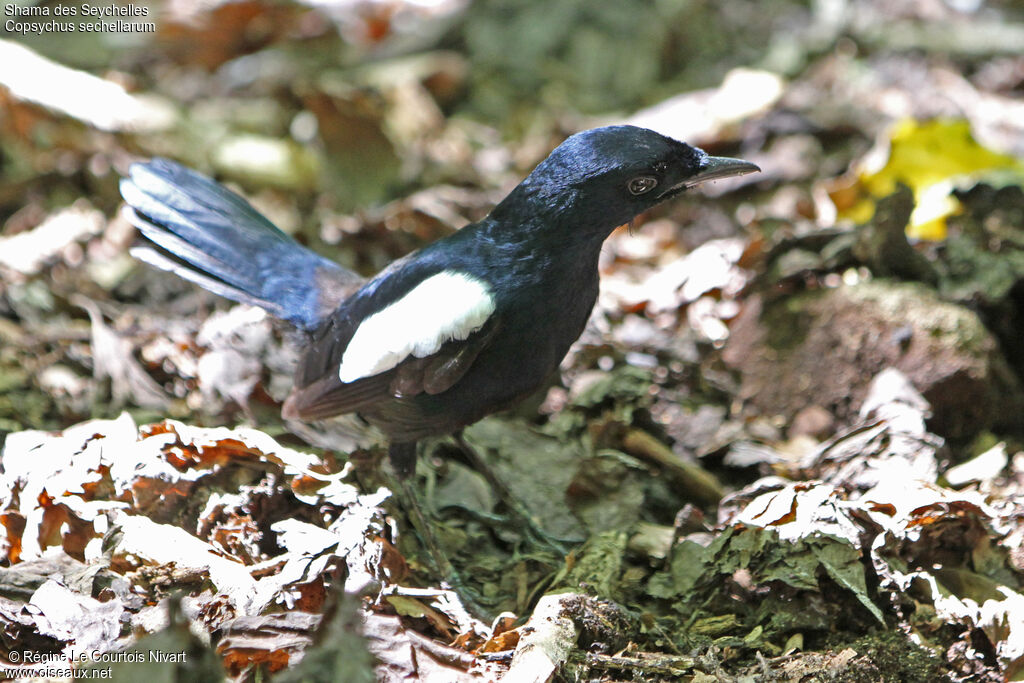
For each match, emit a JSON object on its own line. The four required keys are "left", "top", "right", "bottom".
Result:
{"left": 387, "top": 442, "right": 489, "bottom": 617}
{"left": 388, "top": 441, "right": 418, "bottom": 479}
{"left": 452, "top": 432, "right": 568, "bottom": 556}
{"left": 388, "top": 443, "right": 449, "bottom": 577}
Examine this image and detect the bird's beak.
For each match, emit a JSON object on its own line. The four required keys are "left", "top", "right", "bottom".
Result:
{"left": 660, "top": 155, "right": 760, "bottom": 197}
{"left": 692, "top": 155, "right": 761, "bottom": 184}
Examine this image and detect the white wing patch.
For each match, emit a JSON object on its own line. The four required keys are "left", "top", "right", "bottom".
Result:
{"left": 338, "top": 271, "right": 495, "bottom": 383}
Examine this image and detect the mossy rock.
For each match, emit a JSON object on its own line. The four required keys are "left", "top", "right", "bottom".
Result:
{"left": 723, "top": 280, "right": 1023, "bottom": 439}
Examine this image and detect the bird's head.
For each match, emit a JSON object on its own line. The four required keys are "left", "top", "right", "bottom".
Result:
{"left": 499, "top": 125, "right": 759, "bottom": 239}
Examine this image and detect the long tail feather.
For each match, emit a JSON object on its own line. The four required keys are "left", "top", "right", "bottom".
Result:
{"left": 120, "top": 158, "right": 362, "bottom": 329}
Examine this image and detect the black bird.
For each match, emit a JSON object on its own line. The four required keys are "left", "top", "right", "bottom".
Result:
{"left": 120, "top": 125, "right": 758, "bottom": 476}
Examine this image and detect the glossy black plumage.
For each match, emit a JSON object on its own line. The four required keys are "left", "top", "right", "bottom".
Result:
{"left": 120, "top": 125, "right": 759, "bottom": 475}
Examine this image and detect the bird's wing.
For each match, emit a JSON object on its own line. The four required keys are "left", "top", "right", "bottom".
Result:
{"left": 282, "top": 318, "right": 499, "bottom": 420}
{"left": 282, "top": 270, "right": 499, "bottom": 421}
{"left": 336, "top": 271, "right": 495, "bottom": 383}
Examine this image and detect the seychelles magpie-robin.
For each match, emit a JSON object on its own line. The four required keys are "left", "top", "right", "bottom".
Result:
{"left": 120, "top": 126, "right": 758, "bottom": 477}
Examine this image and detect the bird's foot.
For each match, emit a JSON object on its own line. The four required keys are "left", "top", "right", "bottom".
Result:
{"left": 451, "top": 432, "right": 570, "bottom": 557}
{"left": 393, "top": 474, "right": 494, "bottom": 619}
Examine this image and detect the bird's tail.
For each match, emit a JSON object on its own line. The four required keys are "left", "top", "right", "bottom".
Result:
{"left": 120, "top": 158, "right": 362, "bottom": 330}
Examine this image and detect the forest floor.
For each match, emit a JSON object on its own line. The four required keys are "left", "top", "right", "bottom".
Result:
{"left": 2, "top": 1, "right": 1024, "bottom": 680}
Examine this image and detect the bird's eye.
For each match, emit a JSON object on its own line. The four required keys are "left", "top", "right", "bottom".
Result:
{"left": 627, "top": 176, "right": 658, "bottom": 195}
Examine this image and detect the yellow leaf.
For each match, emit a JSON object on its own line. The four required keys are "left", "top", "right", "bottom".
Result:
{"left": 835, "top": 119, "right": 1024, "bottom": 241}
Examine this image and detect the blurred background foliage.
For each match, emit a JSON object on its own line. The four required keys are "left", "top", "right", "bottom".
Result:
{"left": 3, "top": 0, "right": 1024, "bottom": 214}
